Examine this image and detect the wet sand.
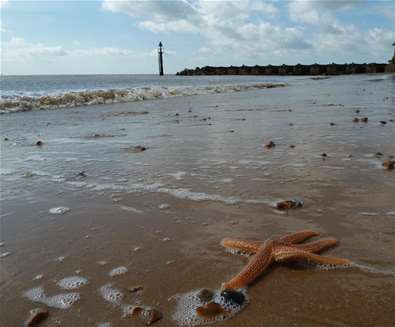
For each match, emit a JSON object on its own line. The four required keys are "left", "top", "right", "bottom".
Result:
{"left": 1, "top": 75, "right": 395, "bottom": 326}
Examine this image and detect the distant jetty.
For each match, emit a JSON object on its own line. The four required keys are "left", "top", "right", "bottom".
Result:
{"left": 177, "top": 62, "right": 394, "bottom": 76}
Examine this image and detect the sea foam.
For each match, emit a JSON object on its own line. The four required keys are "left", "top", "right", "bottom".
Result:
{"left": 0, "top": 83, "right": 285, "bottom": 114}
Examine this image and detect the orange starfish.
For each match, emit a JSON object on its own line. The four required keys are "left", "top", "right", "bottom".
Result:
{"left": 221, "top": 230, "right": 351, "bottom": 290}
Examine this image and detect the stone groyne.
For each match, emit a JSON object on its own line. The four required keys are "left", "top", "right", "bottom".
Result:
{"left": 176, "top": 63, "right": 393, "bottom": 76}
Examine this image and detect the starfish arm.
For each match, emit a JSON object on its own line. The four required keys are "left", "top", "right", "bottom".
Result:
{"left": 221, "top": 238, "right": 262, "bottom": 254}
{"left": 277, "top": 230, "right": 320, "bottom": 244}
{"left": 222, "top": 240, "right": 274, "bottom": 290}
{"left": 273, "top": 245, "right": 352, "bottom": 266}
{"left": 291, "top": 238, "right": 338, "bottom": 254}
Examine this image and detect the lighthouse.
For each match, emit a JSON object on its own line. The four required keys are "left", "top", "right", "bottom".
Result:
{"left": 158, "top": 41, "right": 164, "bottom": 76}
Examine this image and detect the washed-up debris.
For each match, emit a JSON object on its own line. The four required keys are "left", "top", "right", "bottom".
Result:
{"left": 265, "top": 141, "right": 275, "bottom": 149}
{"left": 126, "top": 306, "right": 163, "bottom": 325}
{"left": 133, "top": 246, "right": 142, "bottom": 252}
{"left": 196, "top": 302, "right": 228, "bottom": 318}
{"left": 0, "top": 252, "right": 11, "bottom": 258}
{"left": 77, "top": 171, "right": 86, "bottom": 177}
{"left": 33, "top": 274, "right": 44, "bottom": 281}
{"left": 24, "top": 308, "right": 49, "bottom": 327}
{"left": 128, "top": 285, "right": 144, "bottom": 293}
{"left": 125, "top": 145, "right": 147, "bottom": 153}
{"left": 276, "top": 199, "right": 304, "bottom": 210}
{"left": 382, "top": 160, "right": 394, "bottom": 170}
{"left": 375, "top": 152, "right": 383, "bottom": 157}
{"left": 166, "top": 260, "right": 175, "bottom": 265}
{"left": 110, "top": 111, "right": 149, "bottom": 116}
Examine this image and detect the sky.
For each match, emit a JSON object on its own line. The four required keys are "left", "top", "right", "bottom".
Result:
{"left": 1, "top": 0, "right": 395, "bottom": 75}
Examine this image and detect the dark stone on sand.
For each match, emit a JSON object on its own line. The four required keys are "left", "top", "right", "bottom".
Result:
{"left": 35, "top": 140, "right": 43, "bottom": 146}
{"left": 197, "top": 289, "right": 214, "bottom": 302}
{"left": 4, "top": 137, "right": 9, "bottom": 141}
{"left": 321, "top": 153, "right": 327, "bottom": 157}
{"left": 220, "top": 289, "right": 245, "bottom": 306}
{"left": 330, "top": 122, "right": 336, "bottom": 126}
{"left": 361, "top": 117, "right": 368, "bottom": 123}
{"left": 175, "top": 113, "right": 179, "bottom": 116}
{"left": 353, "top": 118, "right": 360, "bottom": 123}
{"left": 380, "top": 121, "right": 387, "bottom": 125}
{"left": 77, "top": 171, "right": 86, "bottom": 177}
{"left": 356, "top": 109, "right": 360, "bottom": 114}
{"left": 290, "top": 145, "right": 295, "bottom": 148}
{"left": 128, "top": 306, "right": 163, "bottom": 325}
{"left": 289, "top": 123, "right": 294, "bottom": 126}
{"left": 276, "top": 199, "right": 303, "bottom": 210}
{"left": 24, "top": 308, "right": 49, "bottom": 327}
{"left": 375, "top": 152, "right": 383, "bottom": 157}
{"left": 265, "top": 141, "right": 275, "bottom": 149}
{"left": 196, "top": 302, "right": 227, "bottom": 318}
{"left": 382, "top": 160, "right": 394, "bottom": 170}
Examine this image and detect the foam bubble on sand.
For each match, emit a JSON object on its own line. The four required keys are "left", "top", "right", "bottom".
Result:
{"left": 172, "top": 288, "right": 249, "bottom": 327}
{"left": 24, "top": 286, "right": 46, "bottom": 302}
{"left": 43, "top": 293, "right": 80, "bottom": 309}
{"left": 99, "top": 283, "right": 124, "bottom": 305}
{"left": 24, "top": 286, "right": 80, "bottom": 309}
{"left": 57, "top": 276, "right": 88, "bottom": 290}
{"left": 159, "top": 203, "right": 170, "bottom": 209}
{"left": 118, "top": 205, "right": 143, "bottom": 214}
{"left": 219, "top": 178, "right": 233, "bottom": 183}
{"left": 156, "top": 187, "right": 240, "bottom": 205}
{"left": 360, "top": 212, "right": 379, "bottom": 216}
{"left": 109, "top": 266, "right": 128, "bottom": 277}
{"left": 238, "top": 159, "right": 270, "bottom": 166}
{"left": 98, "top": 323, "right": 112, "bottom": 327}
{"left": 168, "top": 172, "right": 187, "bottom": 180}
{"left": 49, "top": 207, "right": 70, "bottom": 215}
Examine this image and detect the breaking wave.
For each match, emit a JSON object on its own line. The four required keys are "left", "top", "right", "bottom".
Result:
{"left": 0, "top": 83, "right": 285, "bottom": 114}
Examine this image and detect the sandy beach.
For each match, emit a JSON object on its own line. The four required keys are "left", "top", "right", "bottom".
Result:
{"left": 1, "top": 74, "right": 395, "bottom": 326}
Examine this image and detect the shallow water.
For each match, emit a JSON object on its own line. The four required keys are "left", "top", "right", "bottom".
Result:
{"left": 0, "top": 74, "right": 395, "bottom": 326}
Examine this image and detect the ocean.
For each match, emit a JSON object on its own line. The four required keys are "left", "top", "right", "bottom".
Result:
{"left": 0, "top": 74, "right": 300, "bottom": 113}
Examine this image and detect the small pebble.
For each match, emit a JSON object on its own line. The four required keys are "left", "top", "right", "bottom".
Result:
{"left": 24, "top": 308, "right": 49, "bottom": 327}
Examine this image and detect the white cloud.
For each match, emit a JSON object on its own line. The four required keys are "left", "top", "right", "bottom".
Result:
{"left": 2, "top": 37, "right": 135, "bottom": 62}
{"left": 0, "top": 0, "right": 9, "bottom": 8}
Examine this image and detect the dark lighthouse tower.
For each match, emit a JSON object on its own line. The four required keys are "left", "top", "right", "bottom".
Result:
{"left": 158, "top": 41, "right": 164, "bottom": 76}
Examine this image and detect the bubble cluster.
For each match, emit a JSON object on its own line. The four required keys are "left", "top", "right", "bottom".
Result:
{"left": 23, "top": 286, "right": 80, "bottom": 309}
{"left": 109, "top": 266, "right": 128, "bottom": 277}
{"left": 44, "top": 293, "right": 80, "bottom": 309}
{"left": 99, "top": 283, "right": 123, "bottom": 306}
{"left": 57, "top": 276, "right": 88, "bottom": 290}
{"left": 97, "top": 323, "right": 112, "bottom": 327}
{"left": 172, "top": 288, "right": 249, "bottom": 327}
